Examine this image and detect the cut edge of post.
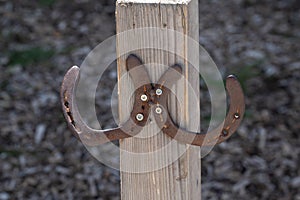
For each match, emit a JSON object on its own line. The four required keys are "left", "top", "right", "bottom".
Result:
{"left": 117, "top": 0, "right": 191, "bottom": 5}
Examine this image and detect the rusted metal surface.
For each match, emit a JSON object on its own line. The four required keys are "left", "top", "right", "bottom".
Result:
{"left": 154, "top": 73, "right": 245, "bottom": 146}
{"left": 61, "top": 54, "right": 245, "bottom": 146}
{"left": 60, "top": 61, "right": 151, "bottom": 146}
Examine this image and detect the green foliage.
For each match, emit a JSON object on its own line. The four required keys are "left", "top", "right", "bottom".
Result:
{"left": 7, "top": 47, "right": 55, "bottom": 67}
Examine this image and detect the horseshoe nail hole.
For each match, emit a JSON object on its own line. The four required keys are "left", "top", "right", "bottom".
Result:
{"left": 67, "top": 111, "right": 75, "bottom": 127}
{"left": 234, "top": 113, "right": 240, "bottom": 119}
{"left": 141, "top": 105, "right": 145, "bottom": 110}
{"left": 64, "top": 101, "right": 69, "bottom": 108}
{"left": 222, "top": 129, "right": 229, "bottom": 137}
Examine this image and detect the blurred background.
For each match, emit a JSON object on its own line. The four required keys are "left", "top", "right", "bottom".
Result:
{"left": 0, "top": 0, "right": 299, "bottom": 199}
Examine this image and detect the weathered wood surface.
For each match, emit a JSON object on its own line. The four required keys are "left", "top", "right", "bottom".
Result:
{"left": 116, "top": 0, "right": 201, "bottom": 199}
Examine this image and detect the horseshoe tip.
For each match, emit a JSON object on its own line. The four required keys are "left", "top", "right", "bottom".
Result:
{"left": 68, "top": 65, "right": 80, "bottom": 73}
{"left": 127, "top": 54, "right": 140, "bottom": 60}
{"left": 65, "top": 65, "right": 80, "bottom": 79}
{"left": 172, "top": 64, "right": 183, "bottom": 74}
{"left": 226, "top": 74, "right": 237, "bottom": 80}
{"left": 126, "top": 54, "right": 143, "bottom": 71}
{"left": 71, "top": 65, "right": 80, "bottom": 70}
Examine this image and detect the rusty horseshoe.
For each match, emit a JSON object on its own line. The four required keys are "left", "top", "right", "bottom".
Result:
{"left": 60, "top": 57, "right": 151, "bottom": 146}
{"left": 61, "top": 54, "right": 245, "bottom": 146}
{"left": 153, "top": 69, "right": 245, "bottom": 146}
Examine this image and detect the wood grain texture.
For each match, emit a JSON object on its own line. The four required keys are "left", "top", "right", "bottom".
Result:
{"left": 116, "top": 0, "right": 200, "bottom": 199}
{"left": 117, "top": 0, "right": 191, "bottom": 4}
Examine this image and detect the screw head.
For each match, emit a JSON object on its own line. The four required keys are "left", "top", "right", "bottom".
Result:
{"left": 155, "top": 106, "right": 162, "bottom": 114}
{"left": 136, "top": 113, "right": 144, "bottom": 121}
{"left": 141, "top": 94, "right": 148, "bottom": 101}
{"left": 156, "top": 88, "right": 163, "bottom": 96}
{"left": 222, "top": 129, "right": 229, "bottom": 136}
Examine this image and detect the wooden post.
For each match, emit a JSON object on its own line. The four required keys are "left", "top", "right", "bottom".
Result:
{"left": 116, "top": 0, "right": 200, "bottom": 199}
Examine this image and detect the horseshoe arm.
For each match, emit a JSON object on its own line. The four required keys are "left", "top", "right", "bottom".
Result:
{"left": 155, "top": 75, "right": 245, "bottom": 146}
{"left": 157, "top": 64, "right": 183, "bottom": 88}
{"left": 61, "top": 66, "right": 149, "bottom": 146}
{"left": 126, "top": 54, "right": 151, "bottom": 86}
